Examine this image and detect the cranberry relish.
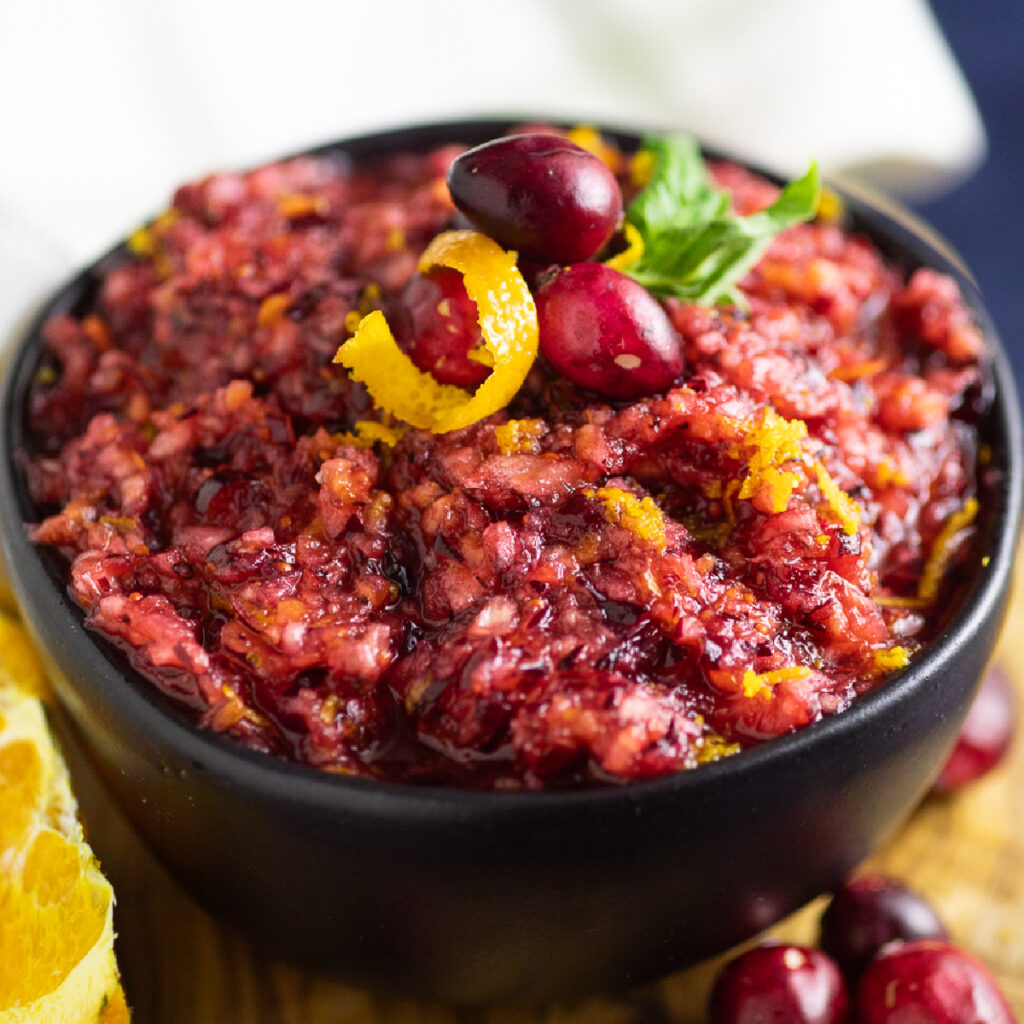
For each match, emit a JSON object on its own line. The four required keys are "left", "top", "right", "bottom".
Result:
{"left": 25, "top": 132, "right": 988, "bottom": 788}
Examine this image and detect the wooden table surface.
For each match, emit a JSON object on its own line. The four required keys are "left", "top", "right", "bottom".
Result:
{"left": 64, "top": 567, "right": 1024, "bottom": 1023}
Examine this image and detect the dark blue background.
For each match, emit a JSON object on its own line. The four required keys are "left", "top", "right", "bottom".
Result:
{"left": 913, "top": 1, "right": 1023, "bottom": 384}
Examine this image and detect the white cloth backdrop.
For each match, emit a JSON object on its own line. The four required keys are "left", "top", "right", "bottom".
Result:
{"left": 0, "top": 0, "right": 984, "bottom": 349}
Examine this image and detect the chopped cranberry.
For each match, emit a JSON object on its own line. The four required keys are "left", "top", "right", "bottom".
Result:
{"left": 819, "top": 874, "right": 948, "bottom": 981}
{"left": 392, "top": 267, "right": 490, "bottom": 388}
{"left": 708, "top": 944, "right": 850, "bottom": 1024}
{"left": 856, "top": 940, "right": 1015, "bottom": 1024}
{"left": 446, "top": 134, "right": 622, "bottom": 263}
{"left": 24, "top": 141, "right": 993, "bottom": 787}
{"left": 535, "top": 262, "right": 683, "bottom": 399}
{"left": 934, "top": 663, "right": 1016, "bottom": 793}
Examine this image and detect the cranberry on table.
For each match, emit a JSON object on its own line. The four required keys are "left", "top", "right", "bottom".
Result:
{"left": 933, "top": 663, "right": 1016, "bottom": 793}
{"left": 857, "top": 940, "right": 1016, "bottom": 1024}
{"left": 708, "top": 944, "right": 850, "bottom": 1024}
{"left": 392, "top": 266, "right": 490, "bottom": 388}
{"left": 446, "top": 134, "right": 623, "bottom": 263}
{"left": 535, "top": 262, "right": 683, "bottom": 399}
{"left": 819, "top": 874, "right": 949, "bottom": 981}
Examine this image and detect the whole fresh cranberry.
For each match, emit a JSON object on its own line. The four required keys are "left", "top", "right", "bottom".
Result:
{"left": 708, "top": 944, "right": 850, "bottom": 1024}
{"left": 535, "top": 262, "right": 683, "bottom": 399}
{"left": 446, "top": 134, "right": 623, "bottom": 263}
{"left": 392, "top": 267, "right": 490, "bottom": 388}
{"left": 819, "top": 874, "right": 948, "bottom": 981}
{"left": 934, "top": 663, "right": 1015, "bottom": 793}
{"left": 857, "top": 940, "right": 1016, "bottom": 1024}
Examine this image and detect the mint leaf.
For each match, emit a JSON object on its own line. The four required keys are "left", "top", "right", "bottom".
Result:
{"left": 627, "top": 134, "right": 727, "bottom": 238}
{"left": 622, "top": 135, "right": 820, "bottom": 307}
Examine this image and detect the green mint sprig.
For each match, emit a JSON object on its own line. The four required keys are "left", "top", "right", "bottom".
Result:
{"left": 622, "top": 134, "right": 820, "bottom": 307}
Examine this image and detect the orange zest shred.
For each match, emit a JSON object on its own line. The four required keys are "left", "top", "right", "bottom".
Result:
{"left": 723, "top": 407, "right": 863, "bottom": 533}
{"left": 587, "top": 487, "right": 667, "bottom": 552}
{"left": 695, "top": 732, "right": 742, "bottom": 764}
{"left": 605, "top": 222, "right": 645, "bottom": 272}
{"left": 207, "top": 684, "right": 272, "bottom": 732}
{"left": 815, "top": 187, "right": 845, "bottom": 224}
{"left": 742, "top": 666, "right": 813, "bottom": 700}
{"left": 829, "top": 357, "right": 888, "bottom": 382}
{"left": 126, "top": 208, "right": 179, "bottom": 259}
{"left": 339, "top": 420, "right": 406, "bottom": 449}
{"left": 731, "top": 408, "right": 807, "bottom": 513}
{"left": 82, "top": 315, "right": 113, "bottom": 352}
{"left": 566, "top": 125, "right": 620, "bottom": 169}
{"left": 257, "top": 292, "right": 292, "bottom": 328}
{"left": 874, "top": 594, "right": 929, "bottom": 609}
{"left": 333, "top": 231, "right": 538, "bottom": 433}
{"left": 712, "top": 478, "right": 742, "bottom": 545}
{"left": 873, "top": 646, "right": 911, "bottom": 671}
{"left": 874, "top": 498, "right": 979, "bottom": 609}
{"left": 917, "top": 497, "right": 979, "bottom": 603}
{"left": 494, "top": 418, "right": 546, "bottom": 455}
{"left": 631, "top": 149, "right": 656, "bottom": 189}
{"left": 875, "top": 459, "right": 911, "bottom": 489}
{"left": 126, "top": 227, "right": 154, "bottom": 258}
{"left": 127, "top": 208, "right": 179, "bottom": 279}
{"left": 333, "top": 310, "right": 468, "bottom": 430}
{"left": 277, "top": 193, "right": 326, "bottom": 219}
{"left": 813, "top": 464, "right": 861, "bottom": 536}
{"left": 759, "top": 466, "right": 801, "bottom": 515}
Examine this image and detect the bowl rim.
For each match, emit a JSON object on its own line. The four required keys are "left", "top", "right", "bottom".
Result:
{"left": 1, "top": 116, "right": 1020, "bottom": 820}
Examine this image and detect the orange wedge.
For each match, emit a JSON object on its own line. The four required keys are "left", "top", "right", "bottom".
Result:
{"left": 0, "top": 613, "right": 129, "bottom": 1023}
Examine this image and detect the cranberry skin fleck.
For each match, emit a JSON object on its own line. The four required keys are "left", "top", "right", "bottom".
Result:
{"left": 934, "top": 664, "right": 1016, "bottom": 793}
{"left": 392, "top": 267, "right": 489, "bottom": 388}
{"left": 819, "top": 874, "right": 949, "bottom": 982}
{"left": 708, "top": 944, "right": 850, "bottom": 1024}
{"left": 535, "top": 262, "right": 683, "bottom": 399}
{"left": 446, "top": 134, "right": 623, "bottom": 263}
{"left": 857, "top": 941, "right": 1016, "bottom": 1024}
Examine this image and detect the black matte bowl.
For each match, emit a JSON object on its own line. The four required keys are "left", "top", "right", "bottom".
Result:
{"left": 0, "top": 120, "right": 1020, "bottom": 1004}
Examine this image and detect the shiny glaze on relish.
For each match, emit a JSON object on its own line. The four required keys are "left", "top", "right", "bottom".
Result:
{"left": 25, "top": 132, "right": 988, "bottom": 788}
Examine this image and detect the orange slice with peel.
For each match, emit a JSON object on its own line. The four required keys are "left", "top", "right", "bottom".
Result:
{"left": 334, "top": 230, "right": 538, "bottom": 433}
{"left": 0, "top": 613, "right": 129, "bottom": 1023}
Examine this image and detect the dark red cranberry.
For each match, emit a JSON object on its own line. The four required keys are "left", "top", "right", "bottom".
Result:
{"left": 392, "top": 267, "right": 489, "bottom": 388}
{"left": 446, "top": 134, "right": 622, "bottom": 263}
{"left": 857, "top": 941, "right": 1015, "bottom": 1024}
{"left": 819, "top": 874, "right": 948, "bottom": 981}
{"left": 535, "top": 262, "right": 683, "bottom": 399}
{"left": 195, "top": 469, "right": 272, "bottom": 530}
{"left": 708, "top": 944, "right": 850, "bottom": 1024}
{"left": 934, "top": 663, "right": 1015, "bottom": 793}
